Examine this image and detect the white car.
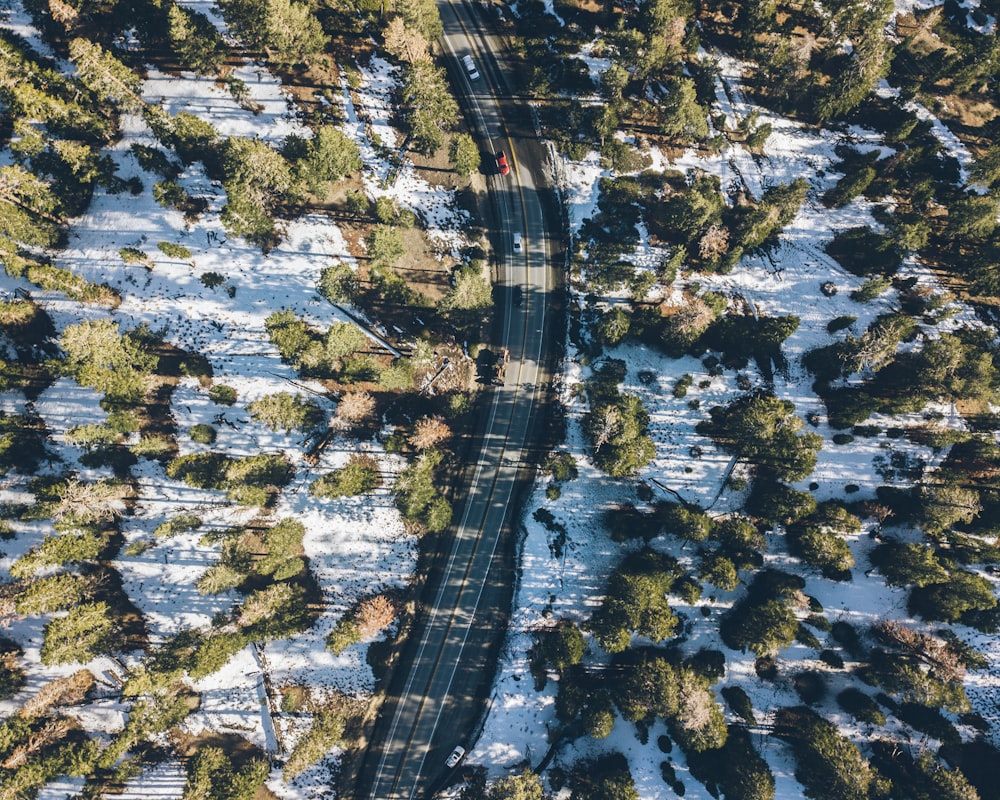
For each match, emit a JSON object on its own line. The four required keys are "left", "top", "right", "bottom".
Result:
{"left": 513, "top": 232, "right": 522, "bottom": 253}
{"left": 461, "top": 55, "right": 480, "bottom": 81}
{"left": 445, "top": 745, "right": 466, "bottom": 768}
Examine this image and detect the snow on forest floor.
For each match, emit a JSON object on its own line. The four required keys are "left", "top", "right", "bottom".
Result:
{"left": 0, "top": 5, "right": 469, "bottom": 795}
{"left": 471, "top": 43, "right": 1000, "bottom": 800}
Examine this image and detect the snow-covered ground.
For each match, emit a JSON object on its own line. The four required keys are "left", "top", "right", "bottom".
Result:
{"left": 471, "top": 40, "right": 1000, "bottom": 800}
{"left": 0, "top": 4, "right": 470, "bottom": 794}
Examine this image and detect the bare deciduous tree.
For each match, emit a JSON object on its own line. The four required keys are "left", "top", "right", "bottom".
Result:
{"left": 355, "top": 594, "right": 398, "bottom": 638}
{"left": 54, "top": 479, "right": 129, "bottom": 523}
{"left": 408, "top": 415, "right": 450, "bottom": 450}
{"left": 335, "top": 390, "right": 376, "bottom": 427}
{"left": 698, "top": 224, "right": 730, "bottom": 260}
{"left": 383, "top": 16, "right": 428, "bottom": 63}
{"left": 21, "top": 670, "right": 96, "bottom": 719}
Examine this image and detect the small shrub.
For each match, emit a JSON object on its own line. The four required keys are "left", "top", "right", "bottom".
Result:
{"left": 310, "top": 455, "right": 380, "bottom": 498}
{"left": 130, "top": 435, "right": 174, "bottom": 459}
{"left": 851, "top": 276, "right": 892, "bottom": 302}
{"left": 720, "top": 685, "right": 755, "bottom": 724}
{"left": 795, "top": 624, "right": 822, "bottom": 649}
{"left": 119, "top": 247, "right": 149, "bottom": 266}
{"left": 189, "top": 424, "right": 217, "bottom": 444}
{"left": 544, "top": 451, "right": 578, "bottom": 482}
{"left": 200, "top": 272, "right": 226, "bottom": 289}
{"left": 123, "top": 538, "right": 154, "bottom": 556}
{"left": 40, "top": 602, "right": 115, "bottom": 665}
{"left": 154, "top": 513, "right": 201, "bottom": 538}
{"left": 326, "top": 617, "right": 360, "bottom": 655}
{"left": 819, "top": 649, "right": 845, "bottom": 668}
{"left": 827, "top": 315, "right": 857, "bottom": 333}
{"left": 792, "top": 670, "right": 828, "bottom": 704}
{"left": 157, "top": 241, "right": 192, "bottom": 260}
{"left": 283, "top": 709, "right": 348, "bottom": 780}
{"left": 209, "top": 384, "right": 237, "bottom": 405}
{"left": 247, "top": 393, "right": 324, "bottom": 433}
{"left": 837, "top": 688, "right": 885, "bottom": 725}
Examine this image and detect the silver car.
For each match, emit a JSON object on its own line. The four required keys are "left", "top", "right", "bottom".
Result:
{"left": 461, "top": 55, "right": 480, "bottom": 81}
{"left": 445, "top": 745, "right": 466, "bottom": 768}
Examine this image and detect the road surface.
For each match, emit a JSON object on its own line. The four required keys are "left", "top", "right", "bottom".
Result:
{"left": 358, "top": 2, "right": 559, "bottom": 799}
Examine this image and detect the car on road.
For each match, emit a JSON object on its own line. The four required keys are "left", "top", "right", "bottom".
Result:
{"left": 513, "top": 232, "right": 522, "bottom": 252}
{"left": 445, "top": 746, "right": 466, "bottom": 768}
{"left": 496, "top": 150, "right": 510, "bottom": 175}
{"left": 461, "top": 54, "right": 480, "bottom": 81}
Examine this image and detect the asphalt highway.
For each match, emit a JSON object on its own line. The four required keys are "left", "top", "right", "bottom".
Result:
{"left": 359, "top": 2, "right": 557, "bottom": 798}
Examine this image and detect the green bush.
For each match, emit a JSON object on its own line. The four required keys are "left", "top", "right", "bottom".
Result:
{"left": 827, "top": 315, "right": 857, "bottom": 333}
{"left": 283, "top": 710, "right": 347, "bottom": 780}
{"left": 154, "top": 513, "right": 202, "bottom": 538}
{"left": 720, "top": 570, "right": 804, "bottom": 657}
{"left": 326, "top": 617, "right": 360, "bottom": 655}
{"left": 200, "top": 272, "right": 225, "bottom": 289}
{"left": 697, "top": 395, "right": 821, "bottom": 483}
{"left": 394, "top": 449, "right": 452, "bottom": 531}
{"left": 208, "top": 384, "right": 237, "bottom": 405}
{"left": 909, "top": 571, "right": 998, "bottom": 624}
{"left": 589, "top": 549, "right": 681, "bottom": 653}
{"left": 10, "top": 530, "right": 105, "bottom": 578}
{"left": 310, "top": 457, "right": 381, "bottom": 499}
{"left": 255, "top": 518, "right": 306, "bottom": 579}
{"left": 543, "top": 451, "right": 578, "bottom": 482}
{"left": 189, "top": 424, "right": 217, "bottom": 444}
{"left": 836, "top": 688, "right": 886, "bottom": 725}
{"left": 850, "top": 276, "right": 892, "bottom": 302}
{"left": 775, "top": 706, "right": 875, "bottom": 800}
{"left": 0, "top": 637, "right": 25, "bottom": 700}
{"left": 40, "top": 601, "right": 115, "bottom": 665}
{"left": 673, "top": 373, "right": 693, "bottom": 398}
{"left": 119, "top": 247, "right": 149, "bottom": 266}
{"left": 182, "top": 746, "right": 268, "bottom": 800}
{"left": 721, "top": 685, "right": 756, "bottom": 724}
{"left": 686, "top": 726, "right": 775, "bottom": 800}
{"left": 570, "top": 753, "right": 639, "bottom": 800}
{"left": 318, "top": 262, "right": 358, "bottom": 304}
{"left": 156, "top": 241, "right": 192, "bottom": 260}
{"left": 248, "top": 392, "right": 324, "bottom": 433}
{"left": 16, "top": 573, "right": 92, "bottom": 616}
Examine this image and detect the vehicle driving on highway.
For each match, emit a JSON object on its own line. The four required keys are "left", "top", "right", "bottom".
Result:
{"left": 513, "top": 232, "right": 522, "bottom": 252}
{"left": 496, "top": 150, "right": 510, "bottom": 175}
{"left": 445, "top": 746, "right": 465, "bottom": 768}
{"left": 461, "top": 54, "right": 480, "bottom": 81}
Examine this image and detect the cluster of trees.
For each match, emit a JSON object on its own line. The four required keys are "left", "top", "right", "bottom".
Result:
{"left": 197, "top": 517, "right": 307, "bottom": 594}
{"left": 582, "top": 360, "right": 655, "bottom": 478}
{"left": 774, "top": 706, "right": 879, "bottom": 800}
{"left": 217, "top": 0, "right": 325, "bottom": 66}
{"left": 182, "top": 746, "right": 268, "bottom": 800}
{"left": 696, "top": 393, "right": 822, "bottom": 483}
{"left": 265, "top": 309, "right": 420, "bottom": 390}
{"left": 166, "top": 451, "right": 294, "bottom": 507}
{"left": 588, "top": 549, "right": 682, "bottom": 653}
{"left": 805, "top": 315, "right": 999, "bottom": 428}
{"left": 393, "top": 449, "right": 452, "bottom": 533}
{"left": 720, "top": 569, "right": 806, "bottom": 657}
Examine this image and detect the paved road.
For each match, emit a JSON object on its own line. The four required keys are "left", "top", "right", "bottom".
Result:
{"left": 359, "top": 3, "right": 557, "bottom": 799}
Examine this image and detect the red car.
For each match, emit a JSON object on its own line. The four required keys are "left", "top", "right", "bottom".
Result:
{"left": 496, "top": 150, "right": 510, "bottom": 176}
